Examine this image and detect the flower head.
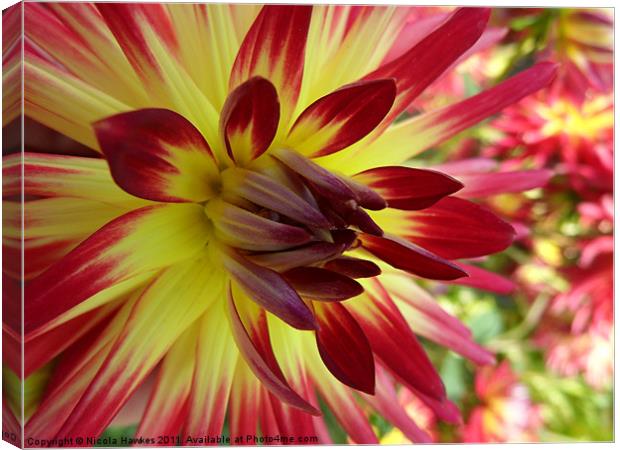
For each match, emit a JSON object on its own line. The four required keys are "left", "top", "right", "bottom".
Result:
{"left": 462, "top": 362, "right": 543, "bottom": 443}
{"left": 7, "top": 3, "right": 557, "bottom": 443}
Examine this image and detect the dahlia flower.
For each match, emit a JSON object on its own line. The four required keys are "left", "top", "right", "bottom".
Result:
{"left": 534, "top": 195, "right": 613, "bottom": 389}
{"left": 4, "top": 3, "right": 557, "bottom": 444}
{"left": 487, "top": 90, "right": 613, "bottom": 198}
{"left": 462, "top": 362, "right": 543, "bottom": 443}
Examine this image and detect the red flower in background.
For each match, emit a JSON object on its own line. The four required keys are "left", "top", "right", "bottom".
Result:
{"left": 463, "top": 362, "right": 543, "bottom": 443}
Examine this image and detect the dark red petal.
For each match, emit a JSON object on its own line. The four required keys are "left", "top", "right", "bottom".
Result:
{"left": 220, "top": 76, "right": 279, "bottom": 164}
{"left": 247, "top": 242, "right": 345, "bottom": 272}
{"left": 365, "top": 7, "right": 490, "bottom": 127}
{"left": 222, "top": 249, "right": 317, "bottom": 330}
{"left": 323, "top": 256, "right": 381, "bottom": 278}
{"left": 283, "top": 267, "right": 363, "bottom": 301}
{"left": 227, "top": 285, "right": 319, "bottom": 414}
{"left": 359, "top": 233, "right": 467, "bottom": 280}
{"left": 402, "top": 196, "right": 516, "bottom": 259}
{"left": 315, "top": 302, "right": 375, "bottom": 394}
{"left": 94, "top": 108, "right": 217, "bottom": 203}
{"left": 287, "top": 79, "right": 396, "bottom": 157}
{"left": 353, "top": 166, "right": 463, "bottom": 210}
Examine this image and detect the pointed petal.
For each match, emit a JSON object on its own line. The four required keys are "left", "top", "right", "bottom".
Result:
{"left": 220, "top": 77, "right": 279, "bottom": 164}
{"left": 227, "top": 285, "right": 319, "bottom": 414}
{"left": 206, "top": 198, "right": 312, "bottom": 251}
{"left": 455, "top": 169, "right": 553, "bottom": 198}
{"left": 184, "top": 300, "right": 238, "bottom": 438}
{"left": 358, "top": 232, "right": 467, "bottom": 280}
{"left": 323, "top": 256, "right": 381, "bottom": 278}
{"left": 391, "top": 196, "right": 516, "bottom": 259}
{"left": 347, "top": 280, "right": 446, "bottom": 400}
{"left": 283, "top": 267, "right": 364, "bottom": 301}
{"left": 136, "top": 323, "right": 199, "bottom": 439}
{"left": 222, "top": 249, "right": 317, "bottom": 330}
{"left": 353, "top": 166, "right": 463, "bottom": 210}
{"left": 314, "top": 302, "right": 375, "bottom": 394}
{"left": 365, "top": 8, "right": 490, "bottom": 126}
{"left": 448, "top": 263, "right": 516, "bottom": 295}
{"left": 25, "top": 204, "right": 209, "bottom": 334}
{"left": 94, "top": 108, "right": 219, "bottom": 203}
{"left": 230, "top": 5, "right": 312, "bottom": 124}
{"left": 287, "top": 79, "right": 396, "bottom": 157}
{"left": 55, "top": 258, "right": 221, "bottom": 438}
{"left": 222, "top": 167, "right": 330, "bottom": 228}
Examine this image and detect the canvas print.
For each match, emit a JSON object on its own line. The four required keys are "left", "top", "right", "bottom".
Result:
{"left": 1, "top": 3, "right": 613, "bottom": 447}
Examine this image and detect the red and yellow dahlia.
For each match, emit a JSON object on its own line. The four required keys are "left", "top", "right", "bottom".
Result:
{"left": 3, "top": 3, "right": 557, "bottom": 444}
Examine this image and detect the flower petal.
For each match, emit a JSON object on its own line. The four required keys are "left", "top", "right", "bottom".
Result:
{"left": 314, "top": 301, "right": 375, "bottom": 394}
{"left": 358, "top": 232, "right": 467, "bottom": 280}
{"left": 227, "top": 285, "right": 319, "bottom": 414}
{"left": 454, "top": 169, "right": 553, "bottom": 198}
{"left": 386, "top": 196, "right": 515, "bottom": 260}
{"left": 447, "top": 263, "right": 516, "bottom": 295}
{"left": 206, "top": 198, "right": 312, "bottom": 251}
{"left": 247, "top": 242, "right": 345, "bottom": 272}
{"left": 94, "top": 108, "right": 219, "bottom": 203}
{"left": 222, "top": 249, "right": 317, "bottom": 330}
{"left": 25, "top": 204, "right": 209, "bottom": 334}
{"left": 323, "top": 256, "right": 381, "bottom": 278}
{"left": 220, "top": 77, "right": 280, "bottom": 164}
{"left": 365, "top": 7, "right": 490, "bottom": 127}
{"left": 283, "top": 267, "right": 364, "bottom": 301}
{"left": 230, "top": 5, "right": 312, "bottom": 127}
{"left": 287, "top": 79, "right": 396, "bottom": 157}
{"left": 354, "top": 166, "right": 463, "bottom": 210}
